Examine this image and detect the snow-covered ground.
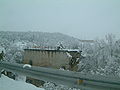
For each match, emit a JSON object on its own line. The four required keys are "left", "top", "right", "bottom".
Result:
{"left": 0, "top": 74, "right": 44, "bottom": 90}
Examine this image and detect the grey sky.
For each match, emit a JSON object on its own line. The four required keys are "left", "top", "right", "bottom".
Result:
{"left": 0, "top": 0, "right": 120, "bottom": 39}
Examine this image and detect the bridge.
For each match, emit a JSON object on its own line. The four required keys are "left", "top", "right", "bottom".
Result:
{"left": 0, "top": 61, "right": 120, "bottom": 90}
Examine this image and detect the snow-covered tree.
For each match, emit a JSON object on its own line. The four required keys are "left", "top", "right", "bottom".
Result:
{"left": 78, "top": 34, "right": 120, "bottom": 76}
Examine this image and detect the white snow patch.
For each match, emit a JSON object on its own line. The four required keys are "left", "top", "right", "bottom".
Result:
{"left": 15, "top": 74, "right": 26, "bottom": 82}
{"left": 59, "top": 68, "right": 65, "bottom": 70}
{"left": 66, "top": 49, "right": 80, "bottom": 52}
{"left": 23, "top": 64, "right": 31, "bottom": 68}
{"left": 0, "top": 46, "right": 5, "bottom": 53}
{"left": 0, "top": 74, "right": 44, "bottom": 90}
{"left": 66, "top": 52, "right": 72, "bottom": 58}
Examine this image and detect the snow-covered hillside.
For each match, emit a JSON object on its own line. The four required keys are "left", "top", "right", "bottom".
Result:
{"left": 0, "top": 74, "right": 44, "bottom": 90}
{"left": 0, "top": 31, "right": 79, "bottom": 48}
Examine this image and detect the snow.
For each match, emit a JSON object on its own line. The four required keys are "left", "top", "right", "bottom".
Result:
{"left": 0, "top": 46, "right": 5, "bottom": 53}
{"left": 66, "top": 52, "right": 72, "bottom": 58}
{"left": 23, "top": 64, "right": 32, "bottom": 68}
{"left": 0, "top": 74, "right": 44, "bottom": 90}
{"left": 15, "top": 74, "right": 26, "bottom": 82}
{"left": 13, "top": 41, "right": 27, "bottom": 50}
{"left": 64, "top": 49, "right": 80, "bottom": 52}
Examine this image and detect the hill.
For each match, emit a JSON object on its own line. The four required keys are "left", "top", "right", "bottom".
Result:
{"left": 0, "top": 31, "right": 79, "bottom": 49}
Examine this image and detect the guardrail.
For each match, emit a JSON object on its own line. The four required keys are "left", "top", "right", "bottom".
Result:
{"left": 0, "top": 61, "right": 120, "bottom": 90}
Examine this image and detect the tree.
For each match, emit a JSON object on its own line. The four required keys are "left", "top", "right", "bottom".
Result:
{"left": 78, "top": 34, "right": 120, "bottom": 76}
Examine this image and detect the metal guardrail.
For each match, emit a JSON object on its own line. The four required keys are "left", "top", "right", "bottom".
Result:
{"left": 0, "top": 61, "right": 120, "bottom": 90}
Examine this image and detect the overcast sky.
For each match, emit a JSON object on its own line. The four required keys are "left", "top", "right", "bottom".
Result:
{"left": 0, "top": 0, "right": 120, "bottom": 39}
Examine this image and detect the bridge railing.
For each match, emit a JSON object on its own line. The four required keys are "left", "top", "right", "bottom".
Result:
{"left": 0, "top": 61, "right": 120, "bottom": 90}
